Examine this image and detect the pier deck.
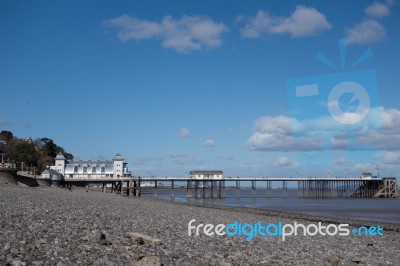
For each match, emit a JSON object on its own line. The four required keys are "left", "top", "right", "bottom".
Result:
{"left": 13, "top": 172, "right": 399, "bottom": 199}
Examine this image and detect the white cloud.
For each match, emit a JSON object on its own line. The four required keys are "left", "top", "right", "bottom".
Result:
{"left": 133, "top": 156, "right": 164, "bottom": 166}
{"left": 247, "top": 107, "right": 400, "bottom": 152}
{"left": 275, "top": 156, "right": 295, "bottom": 167}
{"left": 203, "top": 139, "right": 216, "bottom": 148}
{"left": 351, "top": 162, "right": 379, "bottom": 173}
{"left": 246, "top": 115, "right": 321, "bottom": 151}
{"left": 216, "top": 154, "right": 235, "bottom": 160}
{"left": 345, "top": 19, "right": 386, "bottom": 44}
{"left": 168, "top": 153, "right": 204, "bottom": 165}
{"left": 104, "top": 15, "right": 228, "bottom": 53}
{"left": 178, "top": 127, "right": 190, "bottom": 138}
{"left": 345, "top": 1, "right": 394, "bottom": 45}
{"left": 382, "top": 151, "right": 400, "bottom": 164}
{"left": 239, "top": 6, "right": 331, "bottom": 38}
{"left": 358, "top": 108, "right": 400, "bottom": 150}
{"left": 365, "top": 1, "right": 391, "bottom": 18}
{"left": 0, "top": 118, "right": 9, "bottom": 126}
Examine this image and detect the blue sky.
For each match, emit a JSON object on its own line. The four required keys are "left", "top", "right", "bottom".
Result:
{"left": 1, "top": 1, "right": 400, "bottom": 177}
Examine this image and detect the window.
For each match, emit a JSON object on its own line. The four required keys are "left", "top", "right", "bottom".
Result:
{"left": 101, "top": 166, "right": 105, "bottom": 173}
{"left": 74, "top": 165, "right": 78, "bottom": 172}
{"left": 92, "top": 167, "right": 96, "bottom": 173}
{"left": 83, "top": 167, "right": 87, "bottom": 173}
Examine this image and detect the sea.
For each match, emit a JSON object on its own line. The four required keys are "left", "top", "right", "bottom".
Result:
{"left": 139, "top": 186, "right": 400, "bottom": 224}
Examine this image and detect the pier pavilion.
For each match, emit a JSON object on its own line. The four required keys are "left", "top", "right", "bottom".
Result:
{"left": 41, "top": 153, "right": 132, "bottom": 180}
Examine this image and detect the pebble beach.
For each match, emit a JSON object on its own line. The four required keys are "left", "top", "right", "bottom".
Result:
{"left": 1, "top": 185, "right": 399, "bottom": 266}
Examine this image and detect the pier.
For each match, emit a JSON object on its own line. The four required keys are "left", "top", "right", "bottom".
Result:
{"left": 66, "top": 176, "right": 398, "bottom": 199}
{"left": 9, "top": 172, "right": 399, "bottom": 199}
{"left": 133, "top": 177, "right": 398, "bottom": 199}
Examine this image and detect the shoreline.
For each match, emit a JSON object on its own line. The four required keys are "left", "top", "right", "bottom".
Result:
{"left": 146, "top": 196, "right": 400, "bottom": 232}
{"left": 48, "top": 185, "right": 400, "bottom": 229}
{"left": 1, "top": 184, "right": 399, "bottom": 265}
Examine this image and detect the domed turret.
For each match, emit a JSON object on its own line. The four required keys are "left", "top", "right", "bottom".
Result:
{"left": 113, "top": 153, "right": 124, "bottom": 161}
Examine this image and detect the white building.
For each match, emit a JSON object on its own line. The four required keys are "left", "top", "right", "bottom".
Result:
{"left": 189, "top": 170, "right": 223, "bottom": 180}
{"left": 43, "top": 152, "right": 131, "bottom": 180}
{"left": 41, "top": 168, "right": 62, "bottom": 180}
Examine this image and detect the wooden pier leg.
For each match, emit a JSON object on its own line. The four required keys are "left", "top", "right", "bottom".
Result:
{"left": 171, "top": 180, "right": 175, "bottom": 198}
{"left": 133, "top": 181, "right": 137, "bottom": 197}
{"left": 236, "top": 181, "right": 240, "bottom": 198}
{"left": 138, "top": 180, "right": 141, "bottom": 197}
{"left": 195, "top": 181, "right": 200, "bottom": 198}
{"left": 222, "top": 180, "right": 225, "bottom": 198}
{"left": 186, "top": 180, "right": 192, "bottom": 198}
{"left": 86, "top": 183, "right": 89, "bottom": 192}
{"left": 154, "top": 180, "right": 158, "bottom": 198}
{"left": 218, "top": 180, "right": 225, "bottom": 198}
{"left": 102, "top": 183, "right": 106, "bottom": 193}
{"left": 267, "top": 181, "right": 272, "bottom": 198}
{"left": 252, "top": 181, "right": 256, "bottom": 198}
{"left": 283, "top": 181, "right": 288, "bottom": 198}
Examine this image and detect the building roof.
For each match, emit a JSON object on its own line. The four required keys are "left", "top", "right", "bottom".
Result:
{"left": 55, "top": 152, "right": 66, "bottom": 160}
{"left": 42, "top": 169, "right": 62, "bottom": 176}
{"left": 189, "top": 170, "right": 224, "bottom": 175}
{"left": 113, "top": 153, "right": 124, "bottom": 161}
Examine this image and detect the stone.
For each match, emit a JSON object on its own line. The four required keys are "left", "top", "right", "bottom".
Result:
{"left": 127, "top": 232, "right": 162, "bottom": 245}
{"left": 12, "top": 260, "right": 22, "bottom": 266}
{"left": 351, "top": 256, "right": 362, "bottom": 264}
{"left": 134, "top": 256, "right": 161, "bottom": 266}
{"left": 100, "top": 231, "right": 112, "bottom": 246}
{"left": 136, "top": 237, "right": 144, "bottom": 245}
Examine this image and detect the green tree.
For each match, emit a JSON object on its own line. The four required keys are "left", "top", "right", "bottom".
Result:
{"left": 35, "top": 137, "right": 58, "bottom": 158}
{"left": 2, "top": 133, "right": 73, "bottom": 172}
{"left": 5, "top": 139, "right": 39, "bottom": 167}
{"left": 34, "top": 137, "right": 74, "bottom": 161}
{"left": 0, "top": 130, "right": 14, "bottom": 141}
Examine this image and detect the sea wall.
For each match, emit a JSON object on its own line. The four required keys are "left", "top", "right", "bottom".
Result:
{"left": 0, "top": 170, "right": 18, "bottom": 185}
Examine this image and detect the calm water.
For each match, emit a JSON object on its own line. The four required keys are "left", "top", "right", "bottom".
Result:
{"left": 140, "top": 187, "right": 400, "bottom": 224}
